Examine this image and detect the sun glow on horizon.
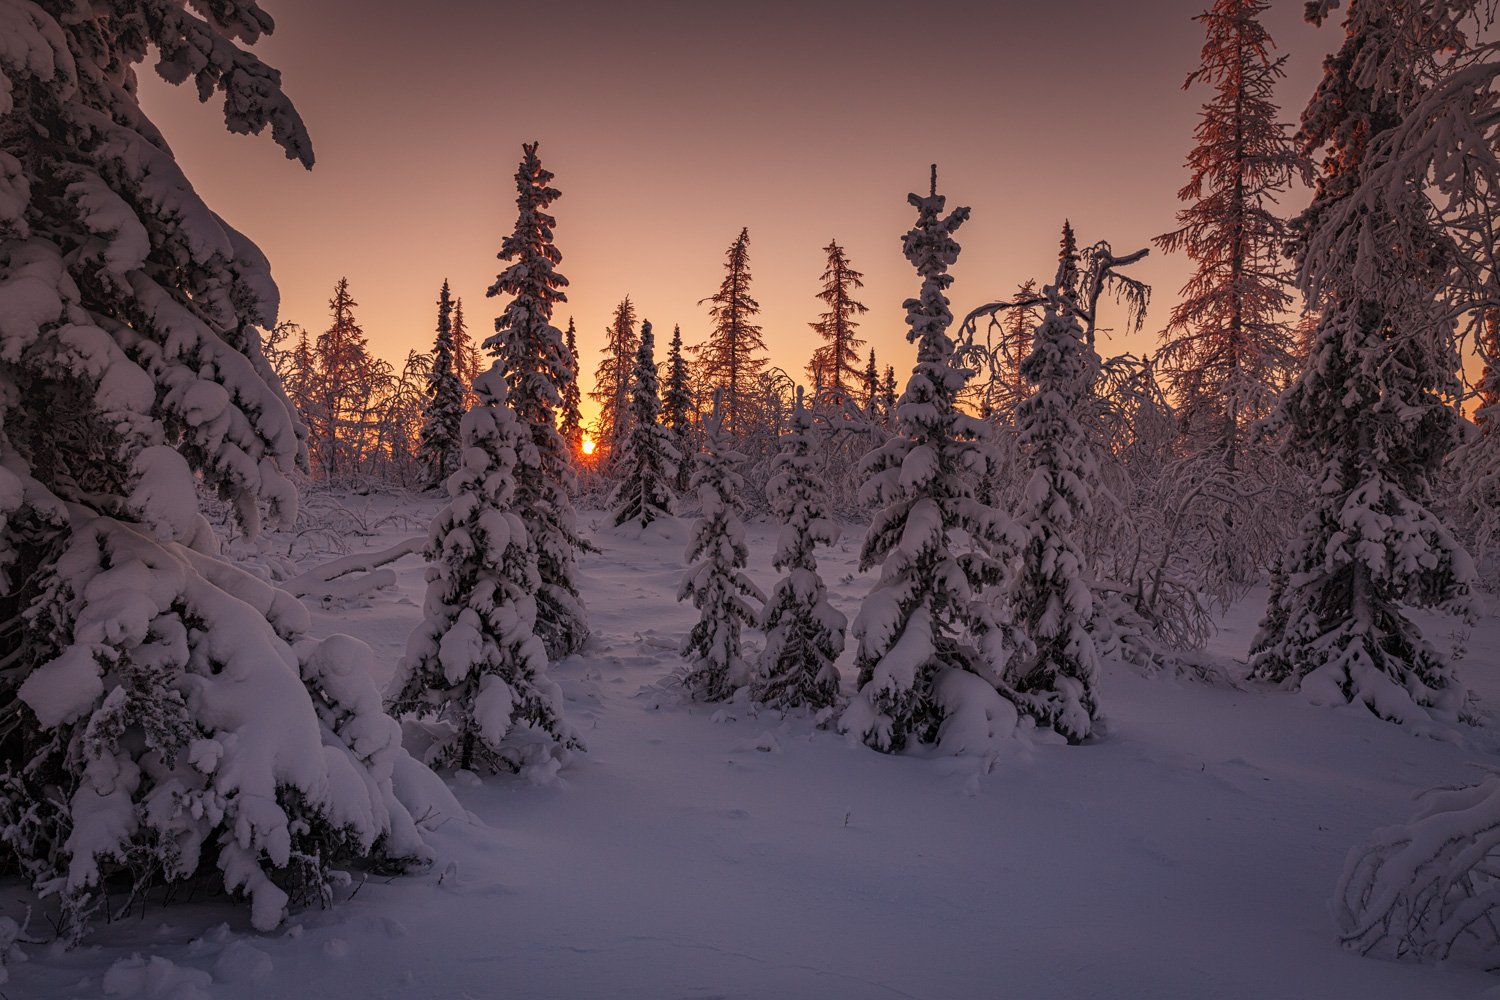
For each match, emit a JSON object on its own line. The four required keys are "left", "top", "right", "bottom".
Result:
{"left": 581, "top": 435, "right": 597, "bottom": 457}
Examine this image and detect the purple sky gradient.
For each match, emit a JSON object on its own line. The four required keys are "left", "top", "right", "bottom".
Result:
{"left": 140, "top": 1, "right": 1335, "bottom": 425}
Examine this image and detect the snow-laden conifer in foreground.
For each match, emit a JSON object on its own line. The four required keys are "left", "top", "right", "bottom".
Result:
{"left": 389, "top": 367, "right": 580, "bottom": 773}
{"left": 418, "top": 279, "right": 465, "bottom": 488}
{"left": 0, "top": 2, "right": 440, "bottom": 939}
{"left": 485, "top": 142, "right": 591, "bottom": 660}
{"left": 678, "top": 397, "right": 764, "bottom": 701}
{"left": 753, "top": 387, "right": 846, "bottom": 712}
{"left": 1250, "top": 0, "right": 1487, "bottom": 726}
{"left": 610, "top": 320, "right": 679, "bottom": 528}
{"left": 1000, "top": 255, "right": 1104, "bottom": 744}
{"left": 841, "top": 170, "right": 1021, "bottom": 753}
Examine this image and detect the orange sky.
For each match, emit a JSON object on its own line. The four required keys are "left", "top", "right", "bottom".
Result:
{"left": 139, "top": 1, "right": 1337, "bottom": 428}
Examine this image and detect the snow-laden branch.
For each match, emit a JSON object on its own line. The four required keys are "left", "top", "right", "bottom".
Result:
{"left": 282, "top": 535, "right": 424, "bottom": 600}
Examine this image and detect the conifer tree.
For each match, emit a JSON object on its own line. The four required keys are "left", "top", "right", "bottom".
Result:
{"left": 841, "top": 170, "right": 1019, "bottom": 753}
{"left": 485, "top": 141, "right": 590, "bottom": 660}
{"left": 1249, "top": 0, "right": 1484, "bottom": 724}
{"left": 807, "top": 240, "right": 869, "bottom": 402}
{"left": 678, "top": 396, "right": 764, "bottom": 701}
{"left": 559, "top": 317, "right": 585, "bottom": 458}
{"left": 389, "top": 367, "right": 580, "bottom": 773}
{"left": 1001, "top": 254, "right": 1105, "bottom": 744}
{"left": 592, "top": 297, "right": 639, "bottom": 456}
{"left": 418, "top": 279, "right": 465, "bottom": 487}
{"left": 1154, "top": 0, "right": 1305, "bottom": 459}
{"left": 698, "top": 229, "right": 766, "bottom": 436}
{"left": 881, "top": 366, "right": 898, "bottom": 425}
{"left": 610, "top": 321, "right": 679, "bottom": 527}
{"left": 452, "top": 297, "right": 481, "bottom": 408}
{"left": 1000, "top": 280, "right": 1041, "bottom": 398}
{"left": 663, "top": 324, "right": 696, "bottom": 492}
{"left": 863, "top": 349, "right": 881, "bottom": 419}
{"left": 0, "top": 3, "right": 435, "bottom": 938}
{"left": 754, "top": 388, "right": 846, "bottom": 710}
{"left": 310, "top": 277, "right": 379, "bottom": 480}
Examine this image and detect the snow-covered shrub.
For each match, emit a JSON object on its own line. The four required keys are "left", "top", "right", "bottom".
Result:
{"left": 0, "top": 2, "right": 433, "bottom": 940}
{"left": 1335, "top": 769, "right": 1500, "bottom": 968}
{"left": 387, "top": 368, "right": 581, "bottom": 774}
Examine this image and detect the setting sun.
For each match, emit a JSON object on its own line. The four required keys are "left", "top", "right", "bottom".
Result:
{"left": 581, "top": 435, "right": 596, "bottom": 456}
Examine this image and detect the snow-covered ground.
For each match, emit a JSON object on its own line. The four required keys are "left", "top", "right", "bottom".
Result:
{"left": 7, "top": 490, "right": 1500, "bottom": 1000}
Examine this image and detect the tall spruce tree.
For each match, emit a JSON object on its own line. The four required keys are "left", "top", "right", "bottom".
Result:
{"left": 0, "top": 2, "right": 436, "bottom": 938}
{"left": 1249, "top": 0, "right": 1483, "bottom": 724}
{"left": 807, "top": 240, "right": 869, "bottom": 402}
{"left": 418, "top": 279, "right": 465, "bottom": 487}
{"left": 1154, "top": 0, "right": 1304, "bottom": 455}
{"left": 610, "top": 321, "right": 679, "bottom": 527}
{"left": 389, "top": 366, "right": 580, "bottom": 773}
{"left": 840, "top": 170, "right": 1019, "bottom": 753}
{"left": 698, "top": 228, "right": 766, "bottom": 436}
{"left": 663, "top": 324, "right": 696, "bottom": 492}
{"left": 593, "top": 297, "right": 639, "bottom": 457}
{"left": 485, "top": 142, "right": 590, "bottom": 660}
{"left": 559, "top": 317, "right": 585, "bottom": 458}
{"left": 754, "top": 388, "right": 846, "bottom": 711}
{"left": 1153, "top": 0, "right": 1308, "bottom": 592}
{"left": 678, "top": 396, "right": 763, "bottom": 701}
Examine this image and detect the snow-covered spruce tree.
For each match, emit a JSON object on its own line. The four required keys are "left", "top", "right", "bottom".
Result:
{"left": 388, "top": 366, "right": 580, "bottom": 773}
{"left": 753, "top": 388, "right": 846, "bottom": 711}
{"left": 1249, "top": 0, "right": 1490, "bottom": 725}
{"left": 963, "top": 227, "right": 1153, "bottom": 735}
{"left": 610, "top": 321, "right": 678, "bottom": 527}
{"left": 559, "top": 317, "right": 585, "bottom": 459}
{"left": 418, "top": 279, "right": 465, "bottom": 488}
{"left": 677, "top": 396, "right": 764, "bottom": 701}
{"left": 0, "top": 3, "right": 435, "bottom": 939}
{"left": 1000, "top": 267, "right": 1106, "bottom": 743}
{"left": 840, "top": 169, "right": 1020, "bottom": 753}
{"left": 663, "top": 323, "right": 695, "bottom": 493}
{"left": 806, "top": 240, "right": 869, "bottom": 404}
{"left": 485, "top": 141, "right": 590, "bottom": 660}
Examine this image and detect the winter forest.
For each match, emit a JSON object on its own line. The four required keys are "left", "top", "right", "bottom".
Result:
{"left": 4, "top": 0, "right": 1500, "bottom": 997}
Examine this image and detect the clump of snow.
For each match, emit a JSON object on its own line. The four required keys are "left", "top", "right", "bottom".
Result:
{"left": 101, "top": 954, "right": 212, "bottom": 1000}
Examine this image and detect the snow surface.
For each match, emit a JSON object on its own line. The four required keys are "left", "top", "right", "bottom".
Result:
{"left": 6, "top": 490, "right": 1500, "bottom": 999}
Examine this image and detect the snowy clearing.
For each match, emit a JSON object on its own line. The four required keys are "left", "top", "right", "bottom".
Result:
{"left": 5, "top": 491, "right": 1499, "bottom": 1000}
